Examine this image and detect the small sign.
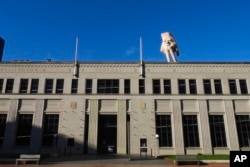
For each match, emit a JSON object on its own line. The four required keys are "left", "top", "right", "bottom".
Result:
{"left": 230, "top": 151, "right": 250, "bottom": 167}
{"left": 140, "top": 102, "right": 146, "bottom": 110}
{"left": 70, "top": 102, "right": 77, "bottom": 109}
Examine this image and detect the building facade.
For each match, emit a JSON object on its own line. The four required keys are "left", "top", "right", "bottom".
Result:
{"left": 0, "top": 61, "right": 250, "bottom": 156}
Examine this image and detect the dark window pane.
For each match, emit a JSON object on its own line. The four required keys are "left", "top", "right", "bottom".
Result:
{"left": 86, "top": 79, "right": 92, "bottom": 94}
{"left": 19, "top": 79, "right": 28, "bottom": 94}
{"left": 153, "top": 79, "right": 161, "bottom": 94}
{"left": 214, "top": 79, "right": 222, "bottom": 94}
{"left": 71, "top": 79, "right": 78, "bottom": 94}
{"left": 45, "top": 79, "right": 53, "bottom": 94}
{"left": 0, "top": 114, "right": 7, "bottom": 146}
{"left": 239, "top": 79, "right": 248, "bottom": 94}
{"left": 164, "top": 79, "right": 171, "bottom": 94}
{"left": 124, "top": 79, "right": 130, "bottom": 94}
{"left": 30, "top": 79, "right": 39, "bottom": 94}
{"left": 183, "top": 115, "right": 200, "bottom": 147}
{"left": 209, "top": 115, "right": 227, "bottom": 147}
{"left": 139, "top": 79, "right": 145, "bottom": 94}
{"left": 5, "top": 79, "right": 14, "bottom": 93}
{"left": 189, "top": 79, "right": 197, "bottom": 94}
{"left": 156, "top": 115, "right": 172, "bottom": 147}
{"left": 203, "top": 79, "right": 212, "bottom": 94}
{"left": 229, "top": 79, "right": 237, "bottom": 94}
{"left": 0, "top": 79, "right": 4, "bottom": 94}
{"left": 97, "top": 79, "right": 119, "bottom": 94}
{"left": 42, "top": 114, "right": 59, "bottom": 146}
{"left": 56, "top": 79, "right": 64, "bottom": 94}
{"left": 236, "top": 115, "right": 250, "bottom": 147}
{"left": 178, "top": 79, "right": 186, "bottom": 94}
{"left": 15, "top": 114, "right": 33, "bottom": 146}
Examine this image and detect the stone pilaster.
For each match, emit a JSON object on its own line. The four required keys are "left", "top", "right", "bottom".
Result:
{"left": 88, "top": 99, "right": 98, "bottom": 154}
{"left": 198, "top": 100, "right": 213, "bottom": 154}
{"left": 30, "top": 100, "right": 44, "bottom": 153}
{"left": 3, "top": 99, "right": 19, "bottom": 153}
{"left": 117, "top": 99, "right": 127, "bottom": 154}
{"left": 172, "top": 100, "right": 185, "bottom": 154}
{"left": 224, "top": 100, "right": 240, "bottom": 150}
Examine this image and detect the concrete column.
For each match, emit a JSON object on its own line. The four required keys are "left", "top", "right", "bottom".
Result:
{"left": 88, "top": 99, "right": 98, "bottom": 154}
{"left": 13, "top": 78, "right": 20, "bottom": 93}
{"left": 53, "top": 79, "right": 56, "bottom": 94}
{"left": 172, "top": 79, "right": 178, "bottom": 95}
{"left": 119, "top": 79, "right": 124, "bottom": 94}
{"left": 30, "top": 100, "right": 44, "bottom": 153}
{"left": 117, "top": 99, "right": 127, "bottom": 155}
{"left": 222, "top": 79, "right": 229, "bottom": 94}
{"left": 224, "top": 100, "right": 240, "bottom": 150}
{"left": 3, "top": 99, "right": 19, "bottom": 153}
{"left": 145, "top": 78, "right": 152, "bottom": 94}
{"left": 196, "top": 78, "right": 203, "bottom": 94}
{"left": 92, "top": 79, "right": 97, "bottom": 94}
{"left": 63, "top": 78, "right": 71, "bottom": 94}
{"left": 38, "top": 78, "right": 45, "bottom": 94}
{"left": 131, "top": 78, "right": 139, "bottom": 94}
{"left": 172, "top": 100, "right": 185, "bottom": 154}
{"left": 236, "top": 79, "right": 241, "bottom": 95}
{"left": 27, "top": 79, "right": 31, "bottom": 93}
{"left": 198, "top": 100, "right": 213, "bottom": 154}
{"left": 160, "top": 79, "right": 164, "bottom": 94}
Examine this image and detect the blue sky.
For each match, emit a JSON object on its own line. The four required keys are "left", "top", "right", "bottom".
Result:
{"left": 1, "top": 0, "right": 250, "bottom": 62}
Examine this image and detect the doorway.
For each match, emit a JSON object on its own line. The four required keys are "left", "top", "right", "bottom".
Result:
{"left": 98, "top": 115, "right": 117, "bottom": 154}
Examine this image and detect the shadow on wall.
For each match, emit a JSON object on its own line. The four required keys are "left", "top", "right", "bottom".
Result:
{"left": 0, "top": 119, "right": 95, "bottom": 156}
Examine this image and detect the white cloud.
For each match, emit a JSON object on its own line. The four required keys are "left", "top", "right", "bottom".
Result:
{"left": 125, "top": 47, "right": 136, "bottom": 56}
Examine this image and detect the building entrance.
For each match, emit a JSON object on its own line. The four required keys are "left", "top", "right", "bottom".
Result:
{"left": 98, "top": 115, "right": 117, "bottom": 154}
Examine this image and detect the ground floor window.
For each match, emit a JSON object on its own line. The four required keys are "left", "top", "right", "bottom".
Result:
{"left": 183, "top": 115, "right": 200, "bottom": 147}
{"left": 0, "top": 114, "right": 7, "bottom": 146}
{"left": 236, "top": 115, "right": 250, "bottom": 147}
{"left": 42, "top": 114, "right": 59, "bottom": 147}
{"left": 15, "top": 114, "right": 33, "bottom": 146}
{"left": 156, "top": 115, "right": 172, "bottom": 147}
{"left": 209, "top": 115, "right": 227, "bottom": 147}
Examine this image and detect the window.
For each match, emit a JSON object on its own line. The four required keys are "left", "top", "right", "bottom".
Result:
{"left": 0, "top": 79, "right": 3, "bottom": 93}
{"left": 85, "top": 79, "right": 92, "bottom": 94}
{"left": 239, "top": 79, "right": 248, "bottom": 94}
{"left": 214, "top": 79, "right": 222, "bottom": 94}
{"left": 19, "top": 79, "right": 28, "bottom": 94}
{"left": 183, "top": 115, "right": 200, "bottom": 147}
{"left": 153, "top": 79, "right": 161, "bottom": 94}
{"left": 229, "top": 79, "right": 237, "bottom": 94}
{"left": 189, "top": 79, "right": 197, "bottom": 94}
{"left": 163, "top": 79, "right": 171, "bottom": 94}
{"left": 0, "top": 114, "right": 7, "bottom": 146}
{"left": 203, "top": 79, "right": 212, "bottom": 94}
{"left": 42, "top": 114, "right": 59, "bottom": 147}
{"left": 209, "top": 115, "right": 227, "bottom": 147}
{"left": 124, "top": 79, "right": 130, "bottom": 94}
{"left": 236, "top": 115, "right": 250, "bottom": 147}
{"left": 71, "top": 79, "right": 78, "bottom": 94}
{"left": 56, "top": 79, "right": 64, "bottom": 94}
{"left": 30, "top": 79, "right": 39, "bottom": 94}
{"left": 97, "top": 79, "right": 119, "bottom": 94}
{"left": 139, "top": 79, "right": 145, "bottom": 94}
{"left": 5, "top": 79, "right": 14, "bottom": 93}
{"left": 178, "top": 79, "right": 186, "bottom": 94}
{"left": 45, "top": 79, "right": 53, "bottom": 94}
{"left": 15, "top": 114, "right": 33, "bottom": 146}
{"left": 156, "top": 115, "right": 172, "bottom": 147}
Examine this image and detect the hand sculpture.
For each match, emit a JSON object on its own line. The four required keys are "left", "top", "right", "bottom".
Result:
{"left": 160, "top": 32, "right": 179, "bottom": 62}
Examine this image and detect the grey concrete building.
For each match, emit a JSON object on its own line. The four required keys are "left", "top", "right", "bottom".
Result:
{"left": 0, "top": 61, "right": 250, "bottom": 156}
